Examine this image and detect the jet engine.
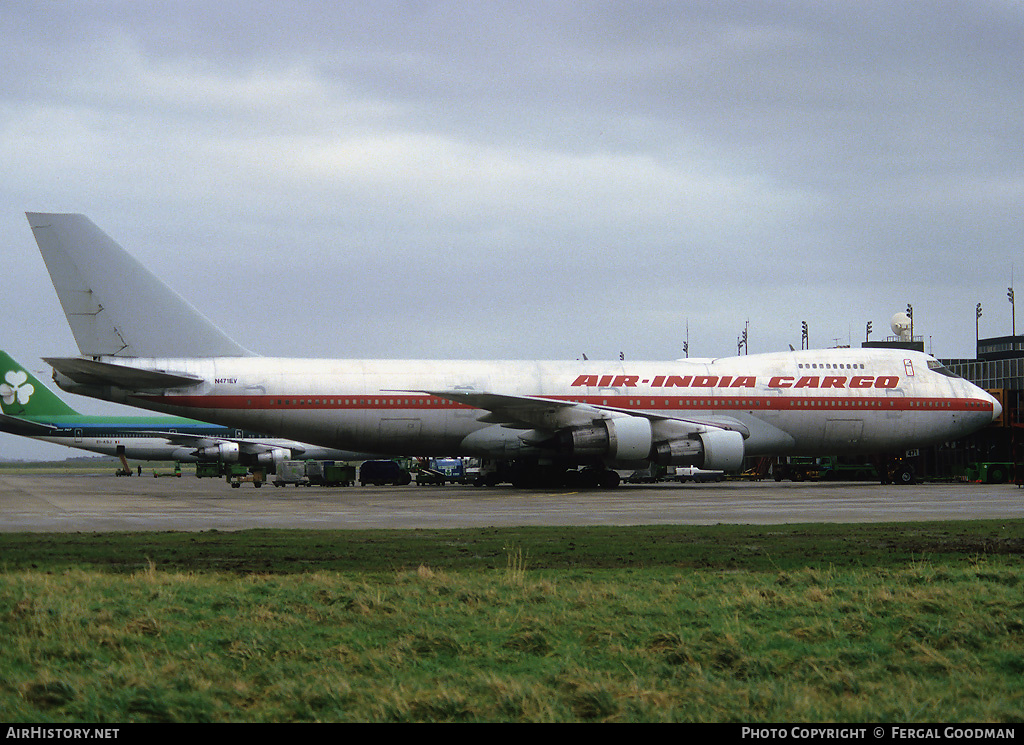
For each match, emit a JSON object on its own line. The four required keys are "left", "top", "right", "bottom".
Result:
{"left": 256, "top": 448, "right": 290, "bottom": 467}
{"left": 196, "top": 441, "right": 241, "bottom": 463}
{"left": 651, "top": 430, "right": 745, "bottom": 471}
{"left": 556, "top": 417, "right": 745, "bottom": 471}
{"left": 555, "top": 416, "right": 653, "bottom": 461}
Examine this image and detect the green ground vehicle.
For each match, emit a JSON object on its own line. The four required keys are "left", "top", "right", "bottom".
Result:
{"left": 195, "top": 462, "right": 224, "bottom": 479}
{"left": 816, "top": 457, "right": 877, "bottom": 481}
{"left": 964, "top": 461, "right": 1015, "bottom": 484}
{"left": 307, "top": 461, "right": 356, "bottom": 486}
{"left": 772, "top": 456, "right": 878, "bottom": 482}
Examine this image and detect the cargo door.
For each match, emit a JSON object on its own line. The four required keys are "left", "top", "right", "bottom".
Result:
{"left": 823, "top": 418, "right": 864, "bottom": 449}
{"left": 378, "top": 417, "right": 423, "bottom": 450}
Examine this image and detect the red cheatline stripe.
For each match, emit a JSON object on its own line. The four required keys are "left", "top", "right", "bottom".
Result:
{"left": 136, "top": 393, "right": 994, "bottom": 412}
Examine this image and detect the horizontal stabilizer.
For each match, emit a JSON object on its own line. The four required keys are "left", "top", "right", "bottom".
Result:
{"left": 44, "top": 357, "right": 203, "bottom": 391}
{"left": 0, "top": 412, "right": 61, "bottom": 437}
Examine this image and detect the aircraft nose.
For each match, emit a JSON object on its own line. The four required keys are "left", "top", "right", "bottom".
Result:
{"left": 989, "top": 391, "right": 1003, "bottom": 423}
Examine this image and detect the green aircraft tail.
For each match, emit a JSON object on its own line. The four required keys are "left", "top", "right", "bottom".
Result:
{"left": 0, "top": 351, "right": 79, "bottom": 417}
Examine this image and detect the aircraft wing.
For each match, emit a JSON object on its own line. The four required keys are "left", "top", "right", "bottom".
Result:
{"left": 420, "top": 390, "right": 595, "bottom": 429}
{"left": 0, "top": 413, "right": 62, "bottom": 437}
{"left": 417, "top": 389, "right": 750, "bottom": 437}
{"left": 44, "top": 357, "right": 203, "bottom": 390}
{"left": 135, "top": 430, "right": 307, "bottom": 456}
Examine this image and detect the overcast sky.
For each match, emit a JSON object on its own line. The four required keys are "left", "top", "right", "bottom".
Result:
{"left": 2, "top": 1, "right": 1023, "bottom": 459}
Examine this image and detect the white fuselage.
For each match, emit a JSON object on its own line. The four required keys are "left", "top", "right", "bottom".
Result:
{"left": 54, "top": 348, "right": 999, "bottom": 465}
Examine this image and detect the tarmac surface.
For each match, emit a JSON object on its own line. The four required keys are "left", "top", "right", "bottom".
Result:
{"left": 1, "top": 472, "right": 1022, "bottom": 532}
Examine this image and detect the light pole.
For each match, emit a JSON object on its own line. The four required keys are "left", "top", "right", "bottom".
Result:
{"left": 1008, "top": 287, "right": 1016, "bottom": 339}
{"left": 737, "top": 321, "right": 748, "bottom": 355}
{"left": 976, "top": 302, "right": 982, "bottom": 350}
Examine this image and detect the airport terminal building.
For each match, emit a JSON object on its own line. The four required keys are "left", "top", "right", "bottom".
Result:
{"left": 909, "top": 336, "right": 1022, "bottom": 481}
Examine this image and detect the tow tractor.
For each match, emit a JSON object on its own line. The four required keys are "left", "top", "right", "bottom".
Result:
{"left": 227, "top": 465, "right": 264, "bottom": 488}
{"left": 416, "top": 458, "right": 466, "bottom": 485}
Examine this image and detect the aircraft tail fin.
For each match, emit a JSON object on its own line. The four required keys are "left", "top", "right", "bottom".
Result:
{"left": 0, "top": 351, "right": 79, "bottom": 417}
{"left": 26, "top": 213, "right": 255, "bottom": 358}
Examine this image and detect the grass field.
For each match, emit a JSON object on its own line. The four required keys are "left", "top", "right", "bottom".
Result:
{"left": 0, "top": 459, "right": 171, "bottom": 475}
{"left": 1, "top": 521, "right": 1022, "bottom": 722}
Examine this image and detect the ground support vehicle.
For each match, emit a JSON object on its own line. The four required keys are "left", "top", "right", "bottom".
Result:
{"left": 195, "top": 462, "right": 223, "bottom": 479}
{"left": 626, "top": 464, "right": 669, "bottom": 483}
{"left": 227, "top": 464, "right": 263, "bottom": 488}
{"left": 152, "top": 462, "right": 183, "bottom": 478}
{"left": 963, "top": 461, "right": 1015, "bottom": 484}
{"left": 876, "top": 456, "right": 917, "bottom": 485}
{"left": 816, "top": 457, "right": 877, "bottom": 481}
{"left": 273, "top": 460, "right": 310, "bottom": 487}
{"left": 416, "top": 458, "right": 467, "bottom": 485}
{"left": 772, "top": 457, "right": 823, "bottom": 482}
{"left": 359, "top": 460, "right": 412, "bottom": 486}
{"left": 675, "top": 466, "right": 725, "bottom": 482}
{"left": 740, "top": 457, "right": 774, "bottom": 480}
{"left": 308, "top": 461, "right": 355, "bottom": 486}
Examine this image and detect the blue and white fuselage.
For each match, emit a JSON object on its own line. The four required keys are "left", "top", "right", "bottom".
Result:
{"left": 22, "top": 415, "right": 359, "bottom": 463}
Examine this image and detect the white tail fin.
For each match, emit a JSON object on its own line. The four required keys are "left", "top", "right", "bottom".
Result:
{"left": 27, "top": 213, "right": 254, "bottom": 358}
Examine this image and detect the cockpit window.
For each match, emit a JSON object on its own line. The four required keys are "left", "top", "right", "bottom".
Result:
{"left": 927, "top": 360, "right": 962, "bottom": 378}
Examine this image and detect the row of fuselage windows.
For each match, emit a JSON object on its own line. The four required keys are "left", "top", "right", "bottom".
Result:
{"left": 62, "top": 430, "right": 170, "bottom": 436}
{"left": 269, "top": 398, "right": 446, "bottom": 407}
{"left": 796, "top": 363, "right": 867, "bottom": 370}
{"left": 65, "top": 434, "right": 277, "bottom": 441}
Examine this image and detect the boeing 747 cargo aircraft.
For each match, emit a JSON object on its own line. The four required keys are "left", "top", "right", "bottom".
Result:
{"left": 26, "top": 213, "right": 1001, "bottom": 487}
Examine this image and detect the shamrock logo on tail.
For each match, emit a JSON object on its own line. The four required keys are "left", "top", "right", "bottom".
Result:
{"left": 1, "top": 369, "right": 35, "bottom": 410}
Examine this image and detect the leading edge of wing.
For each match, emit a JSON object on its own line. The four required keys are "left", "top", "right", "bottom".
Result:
{"left": 133, "top": 430, "right": 305, "bottom": 456}
{"left": 399, "top": 388, "right": 750, "bottom": 437}
{"left": 385, "top": 389, "right": 586, "bottom": 429}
